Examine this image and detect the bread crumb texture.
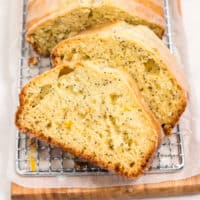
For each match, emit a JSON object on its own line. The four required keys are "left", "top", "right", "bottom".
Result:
{"left": 52, "top": 23, "right": 187, "bottom": 135}
{"left": 16, "top": 62, "right": 161, "bottom": 178}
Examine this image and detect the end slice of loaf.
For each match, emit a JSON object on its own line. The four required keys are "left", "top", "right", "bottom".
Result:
{"left": 16, "top": 61, "right": 162, "bottom": 178}
{"left": 26, "top": 0, "right": 165, "bottom": 56}
{"left": 52, "top": 22, "right": 188, "bottom": 135}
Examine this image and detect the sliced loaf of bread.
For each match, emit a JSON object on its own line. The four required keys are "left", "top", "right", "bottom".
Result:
{"left": 16, "top": 61, "right": 162, "bottom": 178}
{"left": 27, "top": 0, "right": 165, "bottom": 56}
{"left": 52, "top": 22, "right": 188, "bottom": 135}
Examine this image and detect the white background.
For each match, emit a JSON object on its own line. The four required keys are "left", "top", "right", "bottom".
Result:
{"left": 0, "top": 0, "right": 200, "bottom": 199}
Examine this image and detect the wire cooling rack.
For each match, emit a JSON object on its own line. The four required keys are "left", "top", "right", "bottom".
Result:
{"left": 16, "top": 0, "right": 185, "bottom": 176}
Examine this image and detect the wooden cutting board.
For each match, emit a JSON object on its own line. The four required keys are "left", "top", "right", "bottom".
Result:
{"left": 11, "top": 174, "right": 200, "bottom": 200}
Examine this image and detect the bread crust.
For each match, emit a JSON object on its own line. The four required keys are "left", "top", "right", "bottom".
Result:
{"left": 26, "top": 0, "right": 165, "bottom": 55}
{"left": 15, "top": 63, "right": 162, "bottom": 179}
{"left": 27, "top": 0, "right": 164, "bottom": 31}
{"left": 52, "top": 22, "right": 188, "bottom": 135}
{"left": 27, "top": 0, "right": 78, "bottom": 30}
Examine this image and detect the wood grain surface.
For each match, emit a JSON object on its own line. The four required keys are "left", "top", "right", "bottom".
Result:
{"left": 11, "top": 174, "right": 200, "bottom": 200}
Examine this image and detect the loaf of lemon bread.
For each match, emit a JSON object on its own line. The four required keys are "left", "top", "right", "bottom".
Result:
{"left": 26, "top": 0, "right": 165, "bottom": 56}
{"left": 16, "top": 61, "right": 162, "bottom": 178}
{"left": 52, "top": 22, "right": 187, "bottom": 135}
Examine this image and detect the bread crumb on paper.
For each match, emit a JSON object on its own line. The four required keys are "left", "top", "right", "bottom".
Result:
{"left": 28, "top": 57, "right": 39, "bottom": 67}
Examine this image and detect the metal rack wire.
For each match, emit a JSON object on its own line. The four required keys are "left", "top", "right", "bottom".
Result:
{"left": 16, "top": 0, "right": 184, "bottom": 176}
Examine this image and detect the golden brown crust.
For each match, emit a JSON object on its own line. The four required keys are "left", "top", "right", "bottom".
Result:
{"left": 27, "top": 0, "right": 77, "bottom": 30}
{"left": 15, "top": 63, "right": 162, "bottom": 179}
{"left": 27, "top": 0, "right": 165, "bottom": 31}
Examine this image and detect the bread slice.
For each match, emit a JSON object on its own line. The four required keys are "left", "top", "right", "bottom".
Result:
{"left": 26, "top": 0, "right": 165, "bottom": 56}
{"left": 16, "top": 61, "right": 162, "bottom": 178}
{"left": 52, "top": 22, "right": 188, "bottom": 135}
